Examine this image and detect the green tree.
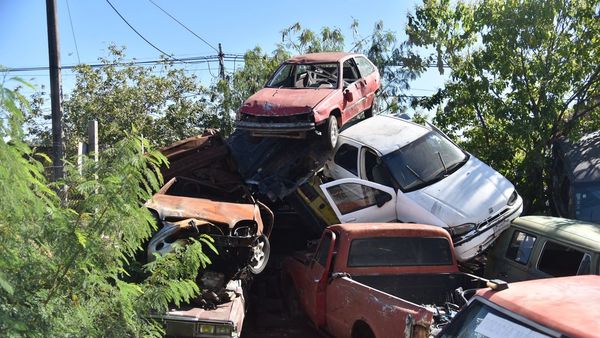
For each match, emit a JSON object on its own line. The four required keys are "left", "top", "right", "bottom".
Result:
{"left": 0, "top": 78, "right": 214, "bottom": 337}
{"left": 29, "top": 45, "right": 220, "bottom": 152}
{"left": 406, "top": 0, "right": 600, "bottom": 212}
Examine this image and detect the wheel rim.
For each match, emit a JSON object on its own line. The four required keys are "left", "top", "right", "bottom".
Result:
{"left": 329, "top": 117, "right": 338, "bottom": 148}
{"left": 250, "top": 239, "right": 265, "bottom": 268}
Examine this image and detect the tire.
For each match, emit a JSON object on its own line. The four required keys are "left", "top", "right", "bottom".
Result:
{"left": 248, "top": 234, "right": 270, "bottom": 274}
{"left": 322, "top": 115, "right": 339, "bottom": 150}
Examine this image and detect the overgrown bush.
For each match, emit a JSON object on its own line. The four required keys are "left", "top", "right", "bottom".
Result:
{"left": 0, "top": 78, "right": 214, "bottom": 337}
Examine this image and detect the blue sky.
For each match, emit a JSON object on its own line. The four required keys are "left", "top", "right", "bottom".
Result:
{"left": 0, "top": 0, "right": 444, "bottom": 113}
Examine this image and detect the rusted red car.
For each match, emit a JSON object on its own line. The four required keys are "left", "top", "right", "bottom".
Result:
{"left": 281, "top": 223, "right": 487, "bottom": 338}
{"left": 438, "top": 275, "right": 600, "bottom": 337}
{"left": 236, "top": 52, "right": 380, "bottom": 149}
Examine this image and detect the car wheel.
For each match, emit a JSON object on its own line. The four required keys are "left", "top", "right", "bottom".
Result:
{"left": 323, "top": 115, "right": 339, "bottom": 150}
{"left": 248, "top": 234, "right": 270, "bottom": 274}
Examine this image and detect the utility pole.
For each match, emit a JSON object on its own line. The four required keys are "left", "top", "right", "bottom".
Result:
{"left": 218, "top": 43, "right": 225, "bottom": 81}
{"left": 46, "top": 0, "right": 64, "bottom": 181}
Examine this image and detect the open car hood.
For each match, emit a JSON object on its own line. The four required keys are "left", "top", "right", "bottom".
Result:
{"left": 146, "top": 194, "right": 259, "bottom": 229}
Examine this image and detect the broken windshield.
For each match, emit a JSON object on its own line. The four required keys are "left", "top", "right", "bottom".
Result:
{"left": 266, "top": 62, "right": 339, "bottom": 88}
{"left": 382, "top": 131, "right": 468, "bottom": 191}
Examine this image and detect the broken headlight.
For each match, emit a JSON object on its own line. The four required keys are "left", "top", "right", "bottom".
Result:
{"left": 507, "top": 190, "right": 518, "bottom": 206}
{"left": 448, "top": 223, "right": 476, "bottom": 237}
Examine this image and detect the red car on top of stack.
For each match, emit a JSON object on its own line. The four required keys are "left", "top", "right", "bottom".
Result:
{"left": 236, "top": 52, "right": 380, "bottom": 149}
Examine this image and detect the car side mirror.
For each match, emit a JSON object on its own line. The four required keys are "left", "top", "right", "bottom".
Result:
{"left": 375, "top": 192, "right": 392, "bottom": 207}
{"left": 343, "top": 88, "right": 353, "bottom": 101}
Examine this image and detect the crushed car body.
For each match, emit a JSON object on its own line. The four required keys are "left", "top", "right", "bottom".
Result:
{"left": 236, "top": 52, "right": 380, "bottom": 148}
{"left": 145, "top": 176, "right": 273, "bottom": 276}
{"left": 146, "top": 131, "right": 274, "bottom": 277}
{"left": 322, "top": 115, "right": 523, "bottom": 261}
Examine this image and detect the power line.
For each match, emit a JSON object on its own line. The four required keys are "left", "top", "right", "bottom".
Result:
{"left": 146, "top": 0, "right": 218, "bottom": 53}
{"left": 64, "top": 0, "right": 80, "bottom": 63}
{"left": 105, "top": 0, "right": 184, "bottom": 63}
{"left": 3, "top": 54, "right": 245, "bottom": 73}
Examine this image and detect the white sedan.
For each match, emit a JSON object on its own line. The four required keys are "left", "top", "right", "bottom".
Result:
{"left": 321, "top": 115, "right": 523, "bottom": 261}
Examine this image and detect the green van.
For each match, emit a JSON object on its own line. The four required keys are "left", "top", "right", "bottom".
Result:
{"left": 484, "top": 215, "right": 600, "bottom": 282}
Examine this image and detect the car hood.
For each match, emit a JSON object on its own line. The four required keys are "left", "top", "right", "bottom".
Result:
{"left": 240, "top": 87, "right": 336, "bottom": 116}
{"left": 146, "top": 194, "right": 259, "bottom": 229}
{"left": 407, "top": 156, "right": 516, "bottom": 226}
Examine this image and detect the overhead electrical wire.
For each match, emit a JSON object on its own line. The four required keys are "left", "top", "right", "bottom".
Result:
{"left": 3, "top": 54, "right": 244, "bottom": 73}
{"left": 146, "top": 0, "right": 219, "bottom": 53}
{"left": 64, "top": 0, "right": 81, "bottom": 63}
{"left": 105, "top": 0, "right": 185, "bottom": 63}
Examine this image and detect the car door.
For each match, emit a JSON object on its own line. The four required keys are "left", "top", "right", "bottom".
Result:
{"left": 320, "top": 178, "right": 396, "bottom": 223}
{"left": 341, "top": 58, "right": 365, "bottom": 123}
{"left": 300, "top": 230, "right": 336, "bottom": 328}
{"left": 487, "top": 228, "right": 539, "bottom": 282}
{"left": 354, "top": 56, "right": 378, "bottom": 108}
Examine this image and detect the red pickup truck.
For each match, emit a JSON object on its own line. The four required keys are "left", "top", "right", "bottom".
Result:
{"left": 281, "top": 223, "right": 488, "bottom": 338}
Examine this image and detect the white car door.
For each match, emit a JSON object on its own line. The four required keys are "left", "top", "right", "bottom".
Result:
{"left": 320, "top": 178, "right": 397, "bottom": 223}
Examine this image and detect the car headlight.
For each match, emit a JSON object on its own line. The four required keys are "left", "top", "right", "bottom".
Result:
{"left": 507, "top": 190, "right": 518, "bottom": 206}
{"left": 448, "top": 223, "right": 476, "bottom": 237}
{"left": 199, "top": 324, "right": 215, "bottom": 334}
{"left": 215, "top": 325, "right": 233, "bottom": 335}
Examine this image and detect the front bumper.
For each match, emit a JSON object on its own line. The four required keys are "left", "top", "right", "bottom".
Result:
{"left": 453, "top": 199, "right": 524, "bottom": 261}
{"left": 235, "top": 121, "right": 315, "bottom": 134}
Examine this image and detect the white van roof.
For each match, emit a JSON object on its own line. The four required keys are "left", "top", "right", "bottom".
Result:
{"left": 340, "top": 115, "right": 429, "bottom": 155}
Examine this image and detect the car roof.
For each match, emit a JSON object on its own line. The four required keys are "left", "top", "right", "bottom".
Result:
{"left": 512, "top": 215, "right": 600, "bottom": 251}
{"left": 286, "top": 52, "right": 360, "bottom": 63}
{"left": 476, "top": 275, "right": 600, "bottom": 337}
{"left": 330, "top": 223, "right": 452, "bottom": 240}
{"left": 340, "top": 115, "right": 429, "bottom": 155}
{"left": 555, "top": 131, "right": 600, "bottom": 183}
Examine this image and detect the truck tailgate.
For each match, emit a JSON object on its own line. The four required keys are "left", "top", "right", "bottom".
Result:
{"left": 326, "top": 276, "right": 433, "bottom": 338}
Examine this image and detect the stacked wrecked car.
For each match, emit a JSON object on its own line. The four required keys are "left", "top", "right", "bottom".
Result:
{"left": 140, "top": 52, "right": 594, "bottom": 337}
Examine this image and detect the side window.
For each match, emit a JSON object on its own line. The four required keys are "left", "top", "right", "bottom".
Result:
{"left": 538, "top": 241, "right": 585, "bottom": 277}
{"left": 314, "top": 232, "right": 332, "bottom": 267}
{"left": 505, "top": 231, "right": 537, "bottom": 265}
{"left": 326, "top": 183, "right": 391, "bottom": 215}
{"left": 355, "top": 56, "right": 375, "bottom": 76}
{"left": 334, "top": 144, "right": 358, "bottom": 175}
{"left": 342, "top": 59, "right": 360, "bottom": 85}
{"left": 364, "top": 149, "right": 393, "bottom": 187}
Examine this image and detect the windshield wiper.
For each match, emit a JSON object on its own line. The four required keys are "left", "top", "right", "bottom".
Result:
{"left": 437, "top": 152, "right": 448, "bottom": 177}
{"left": 405, "top": 165, "right": 425, "bottom": 183}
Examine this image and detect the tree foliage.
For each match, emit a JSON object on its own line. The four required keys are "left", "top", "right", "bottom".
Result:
{"left": 0, "top": 78, "right": 213, "bottom": 337}
{"left": 29, "top": 45, "right": 217, "bottom": 152}
{"left": 407, "top": 0, "right": 600, "bottom": 212}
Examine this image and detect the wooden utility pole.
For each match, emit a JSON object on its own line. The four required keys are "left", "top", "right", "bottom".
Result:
{"left": 218, "top": 43, "right": 225, "bottom": 80}
{"left": 46, "top": 0, "right": 64, "bottom": 181}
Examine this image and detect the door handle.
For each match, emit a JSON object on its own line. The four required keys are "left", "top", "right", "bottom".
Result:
{"left": 345, "top": 218, "right": 357, "bottom": 222}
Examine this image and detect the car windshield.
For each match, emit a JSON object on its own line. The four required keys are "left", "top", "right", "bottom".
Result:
{"left": 381, "top": 131, "right": 468, "bottom": 191}
{"left": 266, "top": 62, "right": 339, "bottom": 89}
{"left": 574, "top": 182, "right": 600, "bottom": 222}
{"left": 439, "top": 299, "right": 553, "bottom": 337}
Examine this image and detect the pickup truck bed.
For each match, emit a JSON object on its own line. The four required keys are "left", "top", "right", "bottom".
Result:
{"left": 353, "top": 273, "right": 485, "bottom": 306}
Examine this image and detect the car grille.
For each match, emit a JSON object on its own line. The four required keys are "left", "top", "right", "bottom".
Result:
{"left": 477, "top": 206, "right": 512, "bottom": 232}
{"left": 240, "top": 113, "right": 312, "bottom": 123}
